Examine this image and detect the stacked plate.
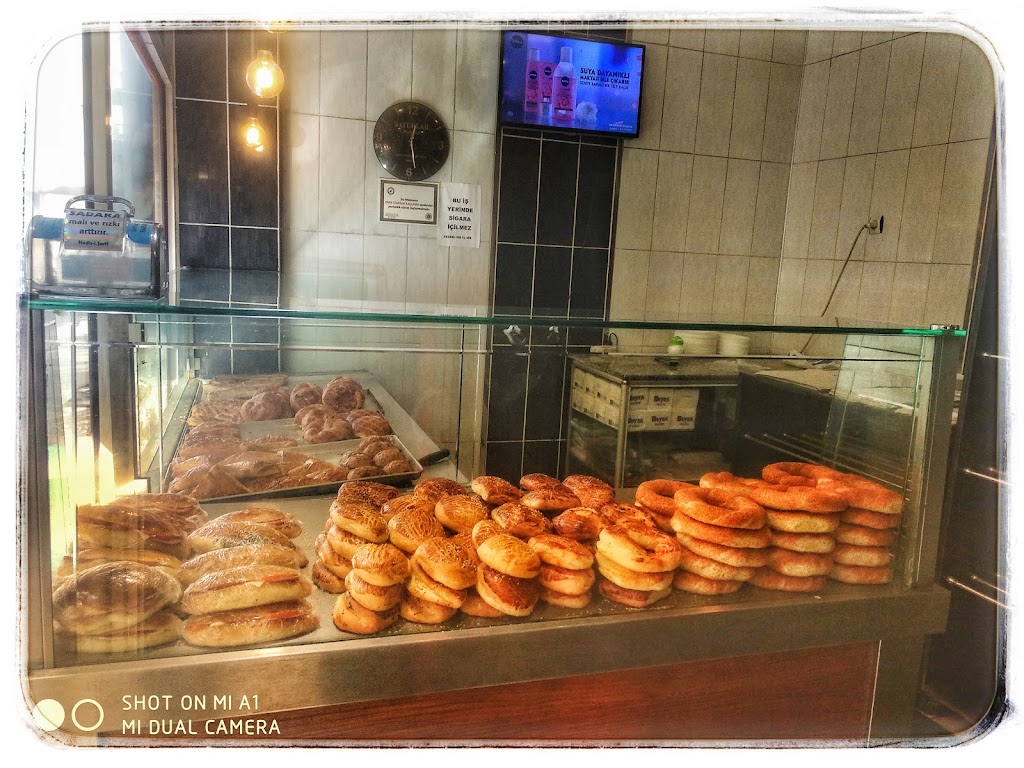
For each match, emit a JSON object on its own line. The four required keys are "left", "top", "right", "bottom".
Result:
{"left": 674, "top": 330, "right": 720, "bottom": 355}
{"left": 718, "top": 333, "right": 751, "bottom": 356}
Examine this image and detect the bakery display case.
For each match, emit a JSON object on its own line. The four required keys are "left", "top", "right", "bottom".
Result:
{"left": 18, "top": 280, "right": 966, "bottom": 744}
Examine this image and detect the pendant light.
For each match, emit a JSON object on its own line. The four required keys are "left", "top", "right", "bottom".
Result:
{"left": 245, "top": 49, "right": 284, "bottom": 99}
{"left": 243, "top": 116, "right": 266, "bottom": 152}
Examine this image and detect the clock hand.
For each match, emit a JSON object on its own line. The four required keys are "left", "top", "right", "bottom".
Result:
{"left": 409, "top": 125, "right": 417, "bottom": 169}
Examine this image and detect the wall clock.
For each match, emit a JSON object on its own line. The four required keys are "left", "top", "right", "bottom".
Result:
{"left": 372, "top": 101, "right": 450, "bottom": 182}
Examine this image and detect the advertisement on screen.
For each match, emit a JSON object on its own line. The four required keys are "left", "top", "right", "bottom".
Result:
{"left": 499, "top": 31, "right": 645, "bottom": 138}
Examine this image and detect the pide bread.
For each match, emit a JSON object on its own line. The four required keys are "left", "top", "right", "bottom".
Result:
{"left": 183, "top": 599, "right": 319, "bottom": 647}
{"left": 181, "top": 564, "right": 313, "bottom": 614}
{"left": 52, "top": 561, "right": 183, "bottom": 636}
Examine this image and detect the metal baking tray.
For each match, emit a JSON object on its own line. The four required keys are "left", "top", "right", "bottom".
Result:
{"left": 168, "top": 433, "right": 449, "bottom": 503}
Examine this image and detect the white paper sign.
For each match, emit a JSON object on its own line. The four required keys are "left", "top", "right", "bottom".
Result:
{"left": 380, "top": 180, "right": 437, "bottom": 224}
{"left": 438, "top": 182, "right": 481, "bottom": 248}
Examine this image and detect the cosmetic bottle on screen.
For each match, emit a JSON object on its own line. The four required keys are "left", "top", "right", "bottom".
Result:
{"left": 551, "top": 46, "right": 577, "bottom": 121}
{"left": 524, "top": 48, "right": 541, "bottom": 114}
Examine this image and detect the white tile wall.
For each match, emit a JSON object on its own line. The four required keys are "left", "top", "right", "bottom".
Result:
{"left": 877, "top": 34, "right": 925, "bottom": 152}
{"left": 730, "top": 58, "right": 770, "bottom": 160}
{"left": 651, "top": 152, "right": 693, "bottom": 251}
{"left": 897, "top": 145, "right": 946, "bottom": 263}
{"left": 819, "top": 51, "right": 858, "bottom": 159}
{"left": 912, "top": 33, "right": 963, "bottom": 148}
{"left": 659, "top": 46, "right": 703, "bottom": 153}
{"left": 719, "top": 159, "right": 760, "bottom": 255}
{"left": 792, "top": 60, "right": 829, "bottom": 163}
{"left": 695, "top": 53, "right": 738, "bottom": 156}
{"left": 685, "top": 155, "right": 728, "bottom": 253}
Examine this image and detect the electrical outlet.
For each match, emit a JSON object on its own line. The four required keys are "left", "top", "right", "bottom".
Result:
{"left": 868, "top": 215, "right": 885, "bottom": 234}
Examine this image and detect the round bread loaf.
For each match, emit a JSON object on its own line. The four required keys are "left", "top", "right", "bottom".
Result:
{"left": 594, "top": 551, "right": 675, "bottom": 592}
{"left": 181, "top": 564, "right": 313, "bottom": 614}
{"left": 539, "top": 586, "right": 593, "bottom": 609}
{"left": 388, "top": 506, "right": 446, "bottom": 553}
{"left": 491, "top": 503, "right": 553, "bottom": 538}
{"left": 52, "top": 561, "right": 183, "bottom": 636}
{"left": 400, "top": 592, "right": 457, "bottom": 625}
{"left": 476, "top": 564, "right": 540, "bottom": 617}
{"left": 332, "top": 592, "right": 399, "bottom": 635}
{"left": 528, "top": 533, "right": 595, "bottom": 570}
{"left": 414, "top": 537, "right": 479, "bottom": 590}
{"left": 434, "top": 494, "right": 490, "bottom": 533}
{"left": 476, "top": 533, "right": 542, "bottom": 578}
{"left": 552, "top": 507, "right": 606, "bottom": 541}
{"left": 350, "top": 542, "right": 409, "bottom": 587}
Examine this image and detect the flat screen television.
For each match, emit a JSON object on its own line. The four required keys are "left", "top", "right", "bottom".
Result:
{"left": 498, "top": 30, "right": 645, "bottom": 139}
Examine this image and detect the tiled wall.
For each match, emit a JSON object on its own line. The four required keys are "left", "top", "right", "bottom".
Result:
{"left": 608, "top": 27, "right": 807, "bottom": 353}
{"left": 274, "top": 27, "right": 500, "bottom": 478}
{"left": 779, "top": 30, "right": 994, "bottom": 351}
{"left": 173, "top": 28, "right": 283, "bottom": 375}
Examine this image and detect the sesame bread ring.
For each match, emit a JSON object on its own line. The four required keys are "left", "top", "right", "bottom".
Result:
{"left": 600, "top": 502, "right": 658, "bottom": 528}
{"left": 832, "top": 544, "right": 894, "bottom": 568}
{"left": 379, "top": 494, "right": 435, "bottom": 523}
{"left": 181, "top": 564, "right": 313, "bottom": 615}
{"left": 766, "top": 547, "right": 833, "bottom": 578}
{"left": 209, "top": 507, "right": 303, "bottom": 539}
{"left": 670, "top": 511, "right": 772, "bottom": 549}
{"left": 491, "top": 502, "right": 553, "bottom": 538}
{"left": 596, "top": 521, "right": 683, "bottom": 573}
{"left": 749, "top": 568, "right": 827, "bottom": 593}
{"left": 471, "top": 519, "right": 506, "bottom": 549}
{"left": 325, "top": 524, "right": 368, "bottom": 560}
{"left": 540, "top": 586, "right": 593, "bottom": 609}
{"left": 598, "top": 578, "right": 673, "bottom": 609}
{"left": 700, "top": 472, "right": 847, "bottom": 514}
{"left": 315, "top": 534, "right": 353, "bottom": 580}
{"left": 400, "top": 592, "right": 458, "bottom": 625}
{"left": 816, "top": 475, "right": 903, "bottom": 516}
{"left": 638, "top": 506, "right": 676, "bottom": 534}
{"left": 312, "top": 560, "right": 348, "bottom": 593}
{"left": 332, "top": 592, "right": 399, "bottom": 635}
{"left": 406, "top": 557, "right": 467, "bottom": 609}
{"left": 476, "top": 564, "right": 540, "bottom": 617}
{"left": 459, "top": 587, "right": 505, "bottom": 618}
{"left": 329, "top": 501, "right": 389, "bottom": 543}
{"left": 561, "top": 475, "right": 615, "bottom": 508}
{"left": 672, "top": 484, "right": 767, "bottom": 530}
{"left": 672, "top": 570, "right": 746, "bottom": 596}
{"left": 840, "top": 507, "right": 902, "bottom": 530}
{"left": 765, "top": 509, "right": 841, "bottom": 534}
{"left": 674, "top": 532, "right": 771, "bottom": 568}
{"left": 414, "top": 537, "right": 479, "bottom": 590}
{"left": 336, "top": 480, "right": 400, "bottom": 509}
{"left": 537, "top": 563, "right": 596, "bottom": 595}
{"left": 528, "top": 533, "right": 595, "bottom": 570}
{"left": 435, "top": 494, "right": 490, "bottom": 533}
{"left": 636, "top": 479, "right": 691, "bottom": 516}
{"left": 387, "top": 507, "right": 446, "bottom": 554}
{"left": 344, "top": 570, "right": 404, "bottom": 612}
{"left": 769, "top": 530, "right": 837, "bottom": 554}
{"left": 594, "top": 551, "right": 675, "bottom": 591}
{"left": 349, "top": 542, "right": 410, "bottom": 587}
{"left": 477, "top": 533, "right": 542, "bottom": 578}
{"left": 835, "top": 523, "right": 898, "bottom": 548}
{"left": 520, "top": 487, "right": 581, "bottom": 513}
{"left": 413, "top": 477, "right": 468, "bottom": 503}
{"left": 761, "top": 461, "right": 837, "bottom": 483}
{"left": 470, "top": 476, "right": 524, "bottom": 505}
{"left": 552, "top": 507, "right": 607, "bottom": 541}
{"left": 828, "top": 562, "right": 894, "bottom": 585}
{"left": 519, "top": 473, "right": 567, "bottom": 491}
{"left": 677, "top": 546, "right": 756, "bottom": 582}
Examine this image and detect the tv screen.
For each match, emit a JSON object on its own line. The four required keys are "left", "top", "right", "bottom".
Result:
{"left": 498, "top": 30, "right": 645, "bottom": 138}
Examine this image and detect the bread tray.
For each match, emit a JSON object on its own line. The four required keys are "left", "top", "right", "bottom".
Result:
{"left": 169, "top": 434, "right": 450, "bottom": 504}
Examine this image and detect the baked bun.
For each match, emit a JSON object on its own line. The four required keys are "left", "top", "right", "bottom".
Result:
{"left": 520, "top": 487, "right": 581, "bottom": 513}
{"left": 312, "top": 560, "right": 348, "bottom": 593}
{"left": 598, "top": 578, "right": 672, "bottom": 608}
{"left": 540, "top": 586, "right": 594, "bottom": 609}
{"left": 387, "top": 506, "right": 446, "bottom": 553}
{"left": 178, "top": 542, "right": 307, "bottom": 586}
{"left": 476, "top": 533, "right": 541, "bottom": 578}
{"left": 552, "top": 507, "right": 607, "bottom": 541}
{"left": 187, "top": 519, "right": 300, "bottom": 556}
{"left": 458, "top": 587, "right": 505, "bottom": 618}
{"left": 537, "top": 563, "right": 596, "bottom": 595}
{"left": 344, "top": 570, "right": 404, "bottom": 612}
{"left": 471, "top": 519, "right": 505, "bottom": 549}
{"left": 380, "top": 494, "right": 436, "bottom": 523}
{"left": 413, "top": 478, "right": 468, "bottom": 504}
{"left": 414, "top": 537, "right": 478, "bottom": 590}
{"left": 329, "top": 500, "right": 389, "bottom": 543}
{"left": 349, "top": 542, "right": 409, "bottom": 587}
{"left": 52, "top": 562, "right": 183, "bottom": 636}
{"left": 595, "top": 522, "right": 682, "bottom": 573}
{"left": 519, "top": 473, "right": 566, "bottom": 491}
{"left": 400, "top": 592, "right": 458, "bottom": 625}
{"left": 61, "top": 610, "right": 182, "bottom": 654}
{"left": 322, "top": 376, "right": 366, "bottom": 412}
{"left": 434, "top": 494, "right": 490, "bottom": 533}
{"left": 476, "top": 564, "right": 540, "bottom": 617}
{"left": 325, "top": 523, "right": 369, "bottom": 560}
{"left": 181, "top": 564, "right": 313, "bottom": 614}
{"left": 315, "top": 533, "right": 354, "bottom": 579}
{"left": 183, "top": 599, "right": 319, "bottom": 647}
{"left": 332, "top": 592, "right": 399, "bottom": 635}
{"left": 406, "top": 558, "right": 467, "bottom": 609}
{"left": 212, "top": 507, "right": 302, "bottom": 539}
{"left": 561, "top": 475, "right": 615, "bottom": 509}
{"left": 672, "top": 570, "right": 746, "bottom": 596}
{"left": 594, "top": 551, "right": 675, "bottom": 592}
{"left": 336, "top": 480, "right": 401, "bottom": 509}
{"left": 470, "top": 476, "right": 524, "bottom": 505}
{"left": 491, "top": 502, "right": 553, "bottom": 539}
{"left": 527, "top": 533, "right": 595, "bottom": 570}
{"left": 599, "top": 503, "right": 657, "bottom": 529}
{"left": 289, "top": 382, "right": 324, "bottom": 412}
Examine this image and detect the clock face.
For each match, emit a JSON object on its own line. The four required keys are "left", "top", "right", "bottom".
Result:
{"left": 373, "top": 101, "right": 450, "bottom": 182}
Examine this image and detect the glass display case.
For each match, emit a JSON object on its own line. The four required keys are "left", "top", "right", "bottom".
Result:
{"left": 19, "top": 277, "right": 964, "bottom": 743}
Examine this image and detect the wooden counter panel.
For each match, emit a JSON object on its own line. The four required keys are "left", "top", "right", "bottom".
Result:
{"left": 270, "top": 641, "right": 878, "bottom": 744}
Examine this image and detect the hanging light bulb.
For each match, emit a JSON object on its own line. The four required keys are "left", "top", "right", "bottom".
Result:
{"left": 243, "top": 117, "right": 267, "bottom": 151}
{"left": 245, "top": 49, "right": 284, "bottom": 98}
